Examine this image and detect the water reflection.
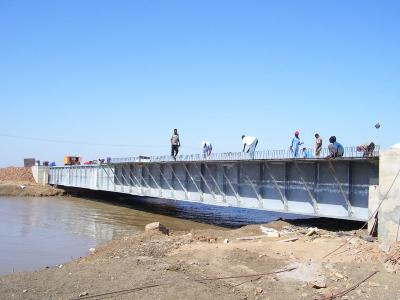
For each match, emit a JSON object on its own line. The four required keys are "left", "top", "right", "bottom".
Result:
{"left": 0, "top": 195, "right": 297, "bottom": 276}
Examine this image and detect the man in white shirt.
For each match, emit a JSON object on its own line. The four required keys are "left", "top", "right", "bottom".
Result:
{"left": 202, "top": 140, "right": 213, "bottom": 158}
{"left": 242, "top": 135, "right": 258, "bottom": 159}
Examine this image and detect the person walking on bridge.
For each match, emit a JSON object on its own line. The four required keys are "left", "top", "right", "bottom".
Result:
{"left": 290, "top": 131, "right": 303, "bottom": 158}
{"left": 242, "top": 135, "right": 258, "bottom": 159}
{"left": 170, "top": 129, "right": 181, "bottom": 160}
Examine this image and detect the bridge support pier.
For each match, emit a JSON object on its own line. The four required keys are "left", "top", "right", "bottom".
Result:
{"left": 378, "top": 147, "right": 400, "bottom": 250}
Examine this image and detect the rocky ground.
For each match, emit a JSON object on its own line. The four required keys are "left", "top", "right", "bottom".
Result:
{"left": 0, "top": 167, "right": 64, "bottom": 196}
{"left": 1, "top": 220, "right": 399, "bottom": 300}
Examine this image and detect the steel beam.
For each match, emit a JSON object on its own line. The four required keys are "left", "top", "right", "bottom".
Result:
{"left": 265, "top": 162, "right": 288, "bottom": 211}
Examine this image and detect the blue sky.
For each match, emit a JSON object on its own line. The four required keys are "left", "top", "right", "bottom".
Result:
{"left": 0, "top": 1, "right": 399, "bottom": 166}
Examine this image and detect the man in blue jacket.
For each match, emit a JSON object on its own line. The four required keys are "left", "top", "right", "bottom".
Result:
{"left": 290, "top": 131, "right": 303, "bottom": 158}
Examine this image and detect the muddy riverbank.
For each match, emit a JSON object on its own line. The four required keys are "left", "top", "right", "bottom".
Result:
{"left": 0, "top": 167, "right": 64, "bottom": 196}
{"left": 1, "top": 220, "right": 399, "bottom": 300}
{"left": 0, "top": 183, "right": 64, "bottom": 197}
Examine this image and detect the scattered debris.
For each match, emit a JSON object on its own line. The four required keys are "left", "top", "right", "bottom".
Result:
{"left": 309, "top": 277, "right": 327, "bottom": 289}
{"left": 333, "top": 272, "right": 346, "bottom": 280}
{"left": 236, "top": 235, "right": 270, "bottom": 241}
{"left": 79, "top": 291, "right": 89, "bottom": 297}
{"left": 322, "top": 291, "right": 333, "bottom": 299}
{"left": 278, "top": 237, "right": 299, "bottom": 243}
{"left": 360, "top": 235, "right": 374, "bottom": 242}
{"left": 318, "top": 271, "right": 378, "bottom": 300}
{"left": 305, "top": 227, "right": 320, "bottom": 237}
{"left": 260, "top": 226, "right": 280, "bottom": 237}
{"left": 384, "top": 243, "right": 400, "bottom": 272}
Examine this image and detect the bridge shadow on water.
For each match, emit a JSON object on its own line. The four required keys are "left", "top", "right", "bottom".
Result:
{"left": 62, "top": 187, "right": 363, "bottom": 231}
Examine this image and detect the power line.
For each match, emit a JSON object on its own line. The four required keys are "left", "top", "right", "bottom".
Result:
{"left": 0, "top": 132, "right": 199, "bottom": 151}
{"left": 0, "top": 132, "right": 165, "bottom": 148}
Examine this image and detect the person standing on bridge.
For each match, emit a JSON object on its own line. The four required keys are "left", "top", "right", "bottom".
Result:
{"left": 290, "top": 131, "right": 303, "bottom": 158}
{"left": 242, "top": 135, "right": 258, "bottom": 159}
{"left": 314, "top": 133, "right": 323, "bottom": 158}
{"left": 170, "top": 129, "right": 181, "bottom": 160}
{"left": 202, "top": 140, "right": 213, "bottom": 159}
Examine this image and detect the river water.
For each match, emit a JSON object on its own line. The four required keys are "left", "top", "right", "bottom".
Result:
{"left": 0, "top": 195, "right": 294, "bottom": 276}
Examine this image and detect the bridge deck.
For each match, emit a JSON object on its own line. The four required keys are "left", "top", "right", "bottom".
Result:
{"left": 48, "top": 153, "right": 379, "bottom": 221}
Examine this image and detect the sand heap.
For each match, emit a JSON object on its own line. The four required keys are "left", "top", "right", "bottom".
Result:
{"left": 0, "top": 167, "right": 35, "bottom": 183}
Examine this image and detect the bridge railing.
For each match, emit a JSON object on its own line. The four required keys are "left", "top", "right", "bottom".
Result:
{"left": 109, "top": 146, "right": 379, "bottom": 164}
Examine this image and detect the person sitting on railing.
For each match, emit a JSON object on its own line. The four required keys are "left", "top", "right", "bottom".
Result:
{"left": 357, "top": 142, "right": 375, "bottom": 157}
{"left": 242, "top": 135, "right": 258, "bottom": 159}
{"left": 202, "top": 140, "right": 213, "bottom": 159}
{"left": 290, "top": 131, "right": 304, "bottom": 158}
{"left": 327, "top": 136, "right": 344, "bottom": 158}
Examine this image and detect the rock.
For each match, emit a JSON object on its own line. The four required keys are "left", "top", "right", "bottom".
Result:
{"left": 361, "top": 235, "right": 374, "bottom": 242}
{"left": 255, "top": 287, "right": 263, "bottom": 294}
{"left": 89, "top": 248, "right": 96, "bottom": 253}
{"left": 323, "top": 291, "right": 333, "bottom": 299}
{"left": 79, "top": 291, "right": 89, "bottom": 297}
{"left": 309, "top": 277, "right": 327, "bottom": 289}
{"left": 223, "top": 239, "right": 230, "bottom": 244}
{"left": 22, "top": 290, "right": 28, "bottom": 293}
{"left": 144, "top": 222, "right": 169, "bottom": 235}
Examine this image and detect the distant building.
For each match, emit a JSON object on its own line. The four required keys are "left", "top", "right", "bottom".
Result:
{"left": 24, "top": 158, "right": 36, "bottom": 168}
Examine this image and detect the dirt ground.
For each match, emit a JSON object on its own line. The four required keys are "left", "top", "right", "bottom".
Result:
{"left": 0, "top": 167, "right": 35, "bottom": 183}
{"left": 1, "top": 220, "right": 399, "bottom": 300}
{"left": 0, "top": 167, "right": 64, "bottom": 196}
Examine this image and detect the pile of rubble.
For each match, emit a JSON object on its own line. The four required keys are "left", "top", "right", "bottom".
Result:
{"left": 0, "top": 167, "right": 35, "bottom": 183}
{"left": 384, "top": 242, "right": 400, "bottom": 273}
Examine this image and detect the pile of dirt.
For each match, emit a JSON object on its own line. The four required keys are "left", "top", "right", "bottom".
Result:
{"left": 0, "top": 167, "right": 35, "bottom": 184}
{"left": 0, "top": 167, "right": 65, "bottom": 197}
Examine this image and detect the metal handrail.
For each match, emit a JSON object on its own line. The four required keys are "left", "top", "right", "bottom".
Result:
{"left": 108, "top": 146, "right": 380, "bottom": 164}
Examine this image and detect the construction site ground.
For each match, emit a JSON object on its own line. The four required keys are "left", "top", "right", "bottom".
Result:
{"left": 1, "top": 219, "right": 399, "bottom": 300}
